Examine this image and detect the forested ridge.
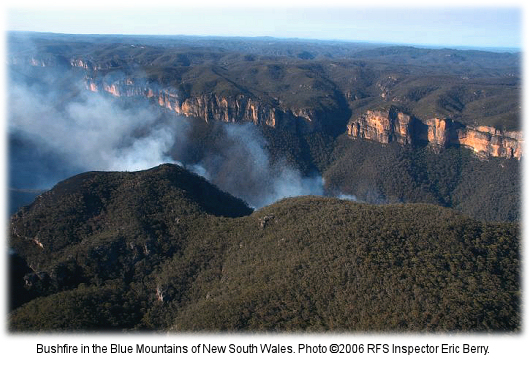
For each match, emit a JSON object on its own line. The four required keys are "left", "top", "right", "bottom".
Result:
{"left": 9, "top": 164, "right": 520, "bottom": 332}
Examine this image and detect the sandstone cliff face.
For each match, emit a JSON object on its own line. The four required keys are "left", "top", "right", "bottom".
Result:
{"left": 456, "top": 125, "right": 523, "bottom": 159}
{"left": 425, "top": 118, "right": 452, "bottom": 147}
{"left": 85, "top": 77, "right": 332, "bottom": 134}
{"left": 347, "top": 107, "right": 414, "bottom": 145}
{"left": 174, "top": 94, "right": 280, "bottom": 128}
{"left": 93, "top": 76, "right": 523, "bottom": 159}
{"left": 348, "top": 109, "right": 523, "bottom": 159}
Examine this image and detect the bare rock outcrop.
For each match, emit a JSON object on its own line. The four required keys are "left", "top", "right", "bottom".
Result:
{"left": 348, "top": 108, "right": 523, "bottom": 159}
{"left": 84, "top": 77, "right": 336, "bottom": 134}
{"left": 347, "top": 107, "right": 415, "bottom": 145}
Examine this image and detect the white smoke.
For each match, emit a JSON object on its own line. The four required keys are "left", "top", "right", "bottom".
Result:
{"left": 184, "top": 122, "right": 325, "bottom": 208}
{"left": 337, "top": 193, "right": 357, "bottom": 202}
{"left": 9, "top": 82, "right": 180, "bottom": 174}
{"left": 8, "top": 66, "right": 337, "bottom": 210}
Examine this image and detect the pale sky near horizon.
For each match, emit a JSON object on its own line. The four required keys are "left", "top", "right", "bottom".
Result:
{"left": 4, "top": 3, "right": 523, "bottom": 50}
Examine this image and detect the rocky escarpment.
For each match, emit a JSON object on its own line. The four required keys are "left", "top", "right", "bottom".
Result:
{"left": 455, "top": 125, "right": 523, "bottom": 159}
{"left": 347, "top": 108, "right": 523, "bottom": 159}
{"left": 347, "top": 107, "right": 417, "bottom": 145}
{"left": 89, "top": 75, "right": 522, "bottom": 159}
{"left": 10, "top": 56, "right": 299, "bottom": 130}
{"left": 85, "top": 77, "right": 341, "bottom": 134}
{"left": 13, "top": 53, "right": 521, "bottom": 159}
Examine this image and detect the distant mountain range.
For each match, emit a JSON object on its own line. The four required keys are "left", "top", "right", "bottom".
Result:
{"left": 8, "top": 31, "right": 521, "bottom": 135}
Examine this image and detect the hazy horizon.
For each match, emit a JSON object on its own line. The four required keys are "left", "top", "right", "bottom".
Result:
{"left": 5, "top": 5, "right": 522, "bottom": 50}
{"left": 6, "top": 29, "right": 522, "bottom": 53}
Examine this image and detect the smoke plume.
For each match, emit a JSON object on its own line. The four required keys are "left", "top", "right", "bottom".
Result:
{"left": 8, "top": 65, "right": 325, "bottom": 210}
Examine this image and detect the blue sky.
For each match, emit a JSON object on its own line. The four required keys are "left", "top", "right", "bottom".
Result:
{"left": 4, "top": 2, "right": 524, "bottom": 49}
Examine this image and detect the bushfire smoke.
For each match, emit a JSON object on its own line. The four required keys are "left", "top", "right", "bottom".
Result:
{"left": 8, "top": 64, "right": 325, "bottom": 210}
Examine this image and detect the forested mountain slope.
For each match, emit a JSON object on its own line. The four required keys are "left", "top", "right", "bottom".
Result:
{"left": 9, "top": 164, "right": 520, "bottom": 332}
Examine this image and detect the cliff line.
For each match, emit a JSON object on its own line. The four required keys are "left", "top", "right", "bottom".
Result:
{"left": 347, "top": 108, "right": 522, "bottom": 159}
{"left": 85, "top": 77, "right": 340, "bottom": 135}
{"left": 86, "top": 77, "right": 522, "bottom": 159}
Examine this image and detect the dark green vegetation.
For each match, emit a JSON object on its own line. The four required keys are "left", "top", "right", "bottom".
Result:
{"left": 9, "top": 164, "right": 520, "bottom": 332}
{"left": 322, "top": 136, "right": 521, "bottom": 222}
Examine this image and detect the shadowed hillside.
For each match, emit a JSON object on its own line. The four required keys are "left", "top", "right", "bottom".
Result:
{"left": 9, "top": 164, "right": 520, "bottom": 332}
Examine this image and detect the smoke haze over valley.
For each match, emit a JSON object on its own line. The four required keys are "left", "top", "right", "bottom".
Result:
{"left": 8, "top": 64, "right": 327, "bottom": 211}
{"left": 7, "top": 31, "right": 521, "bottom": 222}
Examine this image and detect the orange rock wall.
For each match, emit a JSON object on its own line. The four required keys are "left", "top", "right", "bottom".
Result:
{"left": 348, "top": 110, "right": 522, "bottom": 159}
